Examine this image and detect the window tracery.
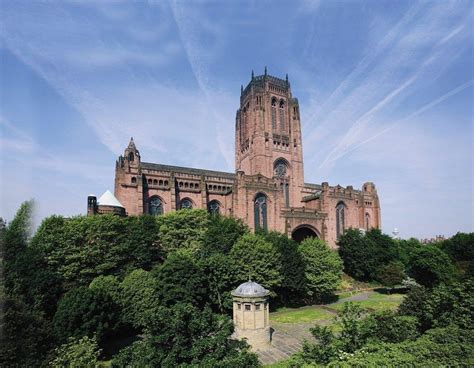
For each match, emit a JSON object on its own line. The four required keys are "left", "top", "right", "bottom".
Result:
{"left": 148, "top": 196, "right": 163, "bottom": 216}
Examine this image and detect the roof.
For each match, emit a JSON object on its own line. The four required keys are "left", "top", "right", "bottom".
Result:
{"left": 97, "top": 190, "right": 124, "bottom": 208}
{"left": 141, "top": 162, "right": 236, "bottom": 179}
{"left": 232, "top": 281, "right": 269, "bottom": 298}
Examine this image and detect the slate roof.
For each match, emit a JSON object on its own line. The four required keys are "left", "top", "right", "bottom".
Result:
{"left": 141, "top": 162, "right": 236, "bottom": 179}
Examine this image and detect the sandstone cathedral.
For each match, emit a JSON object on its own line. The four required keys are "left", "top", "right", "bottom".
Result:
{"left": 88, "top": 70, "right": 381, "bottom": 248}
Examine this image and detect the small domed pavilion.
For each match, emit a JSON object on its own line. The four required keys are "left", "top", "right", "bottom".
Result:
{"left": 231, "top": 280, "right": 271, "bottom": 350}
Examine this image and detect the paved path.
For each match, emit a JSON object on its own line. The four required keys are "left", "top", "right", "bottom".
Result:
{"left": 257, "top": 291, "right": 374, "bottom": 365}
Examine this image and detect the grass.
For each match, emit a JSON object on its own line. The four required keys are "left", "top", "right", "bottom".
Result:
{"left": 331, "top": 292, "right": 404, "bottom": 312}
{"left": 270, "top": 306, "right": 334, "bottom": 324}
{"left": 265, "top": 359, "right": 291, "bottom": 367}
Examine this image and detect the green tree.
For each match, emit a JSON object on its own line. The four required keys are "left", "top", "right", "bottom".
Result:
{"left": 49, "top": 336, "right": 101, "bottom": 368}
{"left": 338, "top": 228, "right": 379, "bottom": 281}
{"left": 157, "top": 209, "right": 210, "bottom": 254}
{"left": 376, "top": 261, "right": 406, "bottom": 287}
{"left": 407, "top": 245, "right": 457, "bottom": 287}
{"left": 201, "top": 215, "right": 248, "bottom": 255}
{"left": 120, "top": 269, "right": 160, "bottom": 329}
{"left": 364, "top": 310, "right": 419, "bottom": 343}
{"left": 53, "top": 286, "right": 120, "bottom": 344}
{"left": 439, "top": 232, "right": 474, "bottom": 262}
{"left": 153, "top": 250, "right": 208, "bottom": 308}
{"left": 0, "top": 297, "right": 54, "bottom": 367}
{"left": 201, "top": 252, "right": 238, "bottom": 313}
{"left": 263, "top": 232, "right": 305, "bottom": 303}
{"left": 298, "top": 238, "right": 343, "bottom": 302}
{"left": 112, "top": 304, "right": 260, "bottom": 367}
{"left": 229, "top": 233, "right": 283, "bottom": 292}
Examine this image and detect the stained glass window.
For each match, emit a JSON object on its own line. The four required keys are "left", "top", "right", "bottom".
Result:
{"left": 149, "top": 196, "right": 163, "bottom": 216}
{"left": 208, "top": 200, "right": 220, "bottom": 215}
{"left": 254, "top": 193, "right": 268, "bottom": 231}
{"left": 336, "top": 202, "right": 345, "bottom": 239}
{"left": 180, "top": 198, "right": 193, "bottom": 210}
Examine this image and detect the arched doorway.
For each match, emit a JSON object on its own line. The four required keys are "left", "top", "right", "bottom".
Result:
{"left": 291, "top": 226, "right": 318, "bottom": 243}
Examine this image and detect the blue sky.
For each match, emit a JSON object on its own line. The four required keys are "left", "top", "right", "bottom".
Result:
{"left": 0, "top": 0, "right": 472, "bottom": 239}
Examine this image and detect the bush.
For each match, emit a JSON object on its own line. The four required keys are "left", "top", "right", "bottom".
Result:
{"left": 376, "top": 261, "right": 406, "bottom": 287}
{"left": 153, "top": 250, "right": 208, "bottom": 308}
{"left": 364, "top": 310, "right": 419, "bottom": 343}
{"left": 201, "top": 215, "right": 248, "bottom": 255}
{"left": 112, "top": 304, "right": 260, "bottom": 367}
{"left": 156, "top": 209, "right": 210, "bottom": 254}
{"left": 53, "top": 286, "right": 120, "bottom": 344}
{"left": 407, "top": 245, "right": 457, "bottom": 288}
{"left": 298, "top": 238, "right": 343, "bottom": 302}
{"left": 229, "top": 233, "right": 283, "bottom": 293}
{"left": 49, "top": 336, "right": 101, "bottom": 368}
{"left": 119, "top": 269, "right": 160, "bottom": 329}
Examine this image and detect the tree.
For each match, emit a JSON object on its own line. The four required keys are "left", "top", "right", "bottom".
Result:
{"left": 156, "top": 209, "right": 210, "bottom": 254}
{"left": 49, "top": 336, "right": 101, "bottom": 368}
{"left": 439, "top": 232, "right": 474, "bottom": 262}
{"left": 201, "top": 215, "right": 248, "bottom": 255}
{"left": 407, "top": 245, "right": 457, "bottom": 288}
{"left": 363, "top": 310, "right": 419, "bottom": 343}
{"left": 119, "top": 269, "right": 160, "bottom": 329}
{"left": 338, "top": 229, "right": 379, "bottom": 281}
{"left": 376, "top": 261, "right": 406, "bottom": 287}
{"left": 201, "top": 252, "right": 238, "bottom": 313}
{"left": 263, "top": 232, "right": 305, "bottom": 303}
{"left": 112, "top": 304, "right": 260, "bottom": 367}
{"left": 153, "top": 250, "right": 208, "bottom": 308}
{"left": 399, "top": 279, "right": 474, "bottom": 332}
{"left": 30, "top": 214, "right": 163, "bottom": 290}
{"left": 229, "top": 233, "right": 283, "bottom": 292}
{"left": 298, "top": 238, "right": 343, "bottom": 302}
{"left": 0, "top": 297, "right": 54, "bottom": 367}
{"left": 53, "top": 286, "right": 120, "bottom": 344}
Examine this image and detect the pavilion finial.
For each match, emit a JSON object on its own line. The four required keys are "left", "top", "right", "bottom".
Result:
{"left": 251, "top": 70, "right": 254, "bottom": 80}
{"left": 264, "top": 66, "right": 267, "bottom": 76}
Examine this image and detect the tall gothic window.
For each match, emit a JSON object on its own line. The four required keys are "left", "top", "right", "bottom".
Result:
{"left": 254, "top": 193, "right": 268, "bottom": 231}
{"left": 365, "top": 213, "right": 370, "bottom": 230}
{"left": 336, "top": 202, "right": 345, "bottom": 239}
{"left": 208, "top": 200, "right": 220, "bottom": 216}
{"left": 279, "top": 99, "right": 285, "bottom": 132}
{"left": 149, "top": 196, "right": 163, "bottom": 216}
{"left": 180, "top": 198, "right": 193, "bottom": 210}
{"left": 271, "top": 97, "right": 277, "bottom": 131}
{"left": 128, "top": 152, "right": 134, "bottom": 162}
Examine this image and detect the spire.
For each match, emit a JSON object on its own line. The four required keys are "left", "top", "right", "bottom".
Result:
{"left": 264, "top": 66, "right": 267, "bottom": 76}
{"left": 251, "top": 70, "right": 254, "bottom": 80}
{"left": 286, "top": 73, "right": 288, "bottom": 83}
{"left": 127, "top": 137, "right": 136, "bottom": 149}
{"left": 241, "top": 84, "right": 243, "bottom": 94}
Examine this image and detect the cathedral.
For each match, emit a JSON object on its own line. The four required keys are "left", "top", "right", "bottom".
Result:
{"left": 88, "top": 70, "right": 381, "bottom": 248}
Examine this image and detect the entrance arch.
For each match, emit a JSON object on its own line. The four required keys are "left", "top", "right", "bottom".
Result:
{"left": 291, "top": 225, "right": 318, "bottom": 243}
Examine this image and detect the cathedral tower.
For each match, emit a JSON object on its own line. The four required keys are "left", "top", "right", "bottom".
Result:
{"left": 235, "top": 68, "right": 304, "bottom": 207}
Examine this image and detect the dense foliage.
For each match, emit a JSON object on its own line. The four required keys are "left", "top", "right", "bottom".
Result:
{"left": 338, "top": 228, "right": 468, "bottom": 288}
{"left": 289, "top": 277, "right": 474, "bottom": 367}
{"left": 1, "top": 203, "right": 343, "bottom": 366}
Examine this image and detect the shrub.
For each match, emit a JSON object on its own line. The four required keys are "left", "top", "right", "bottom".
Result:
{"left": 49, "top": 336, "right": 101, "bottom": 368}
{"left": 376, "top": 261, "right": 406, "bottom": 287}
{"left": 298, "top": 238, "right": 343, "bottom": 302}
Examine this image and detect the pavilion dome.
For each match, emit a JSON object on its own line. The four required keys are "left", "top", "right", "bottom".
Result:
{"left": 232, "top": 281, "right": 269, "bottom": 298}
{"left": 97, "top": 190, "right": 124, "bottom": 208}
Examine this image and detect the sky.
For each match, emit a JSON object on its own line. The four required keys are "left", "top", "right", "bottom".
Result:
{"left": 0, "top": 0, "right": 473, "bottom": 239}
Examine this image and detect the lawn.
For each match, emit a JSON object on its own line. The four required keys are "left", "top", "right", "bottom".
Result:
{"left": 331, "top": 292, "right": 405, "bottom": 312}
{"left": 270, "top": 306, "right": 334, "bottom": 324}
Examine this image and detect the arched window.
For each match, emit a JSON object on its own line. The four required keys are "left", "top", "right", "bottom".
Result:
{"left": 148, "top": 196, "right": 163, "bottom": 216}
{"left": 279, "top": 99, "right": 286, "bottom": 132}
{"left": 208, "top": 200, "right": 220, "bottom": 216}
{"left": 254, "top": 193, "right": 268, "bottom": 231}
{"left": 128, "top": 152, "right": 134, "bottom": 162}
{"left": 273, "top": 158, "right": 289, "bottom": 178}
{"left": 336, "top": 202, "right": 345, "bottom": 239}
{"left": 179, "top": 198, "right": 193, "bottom": 210}
{"left": 131, "top": 177, "right": 137, "bottom": 184}
{"left": 365, "top": 213, "right": 370, "bottom": 230}
{"left": 271, "top": 97, "right": 277, "bottom": 131}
